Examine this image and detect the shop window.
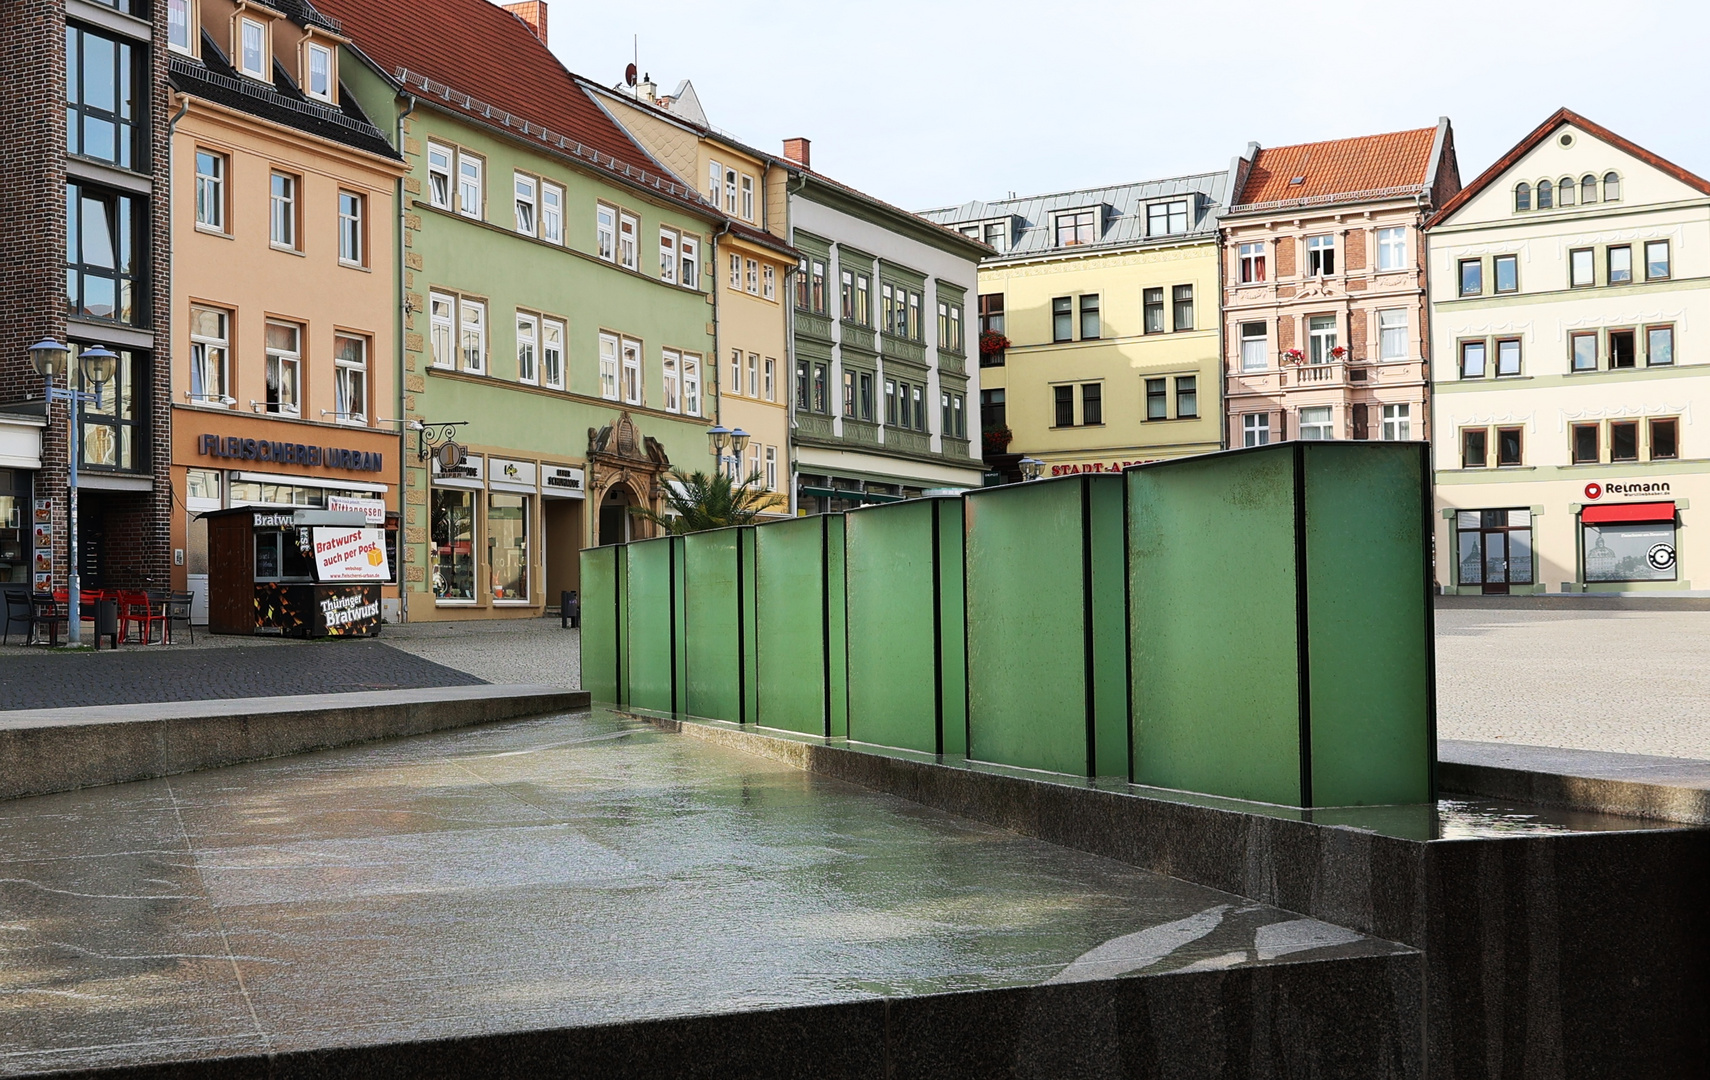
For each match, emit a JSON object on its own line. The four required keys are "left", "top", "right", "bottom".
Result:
{"left": 488, "top": 493, "right": 529, "bottom": 602}
{"left": 1496, "top": 426, "right": 1523, "bottom": 466}
{"left": 1584, "top": 520, "right": 1675, "bottom": 583}
{"left": 1651, "top": 418, "right": 1679, "bottom": 460}
{"left": 1456, "top": 508, "right": 1533, "bottom": 588}
{"left": 1461, "top": 428, "right": 1488, "bottom": 468}
{"left": 253, "top": 528, "right": 315, "bottom": 583}
{"left": 76, "top": 345, "right": 142, "bottom": 472}
{"left": 1298, "top": 406, "right": 1333, "bottom": 441}
{"left": 1571, "top": 423, "right": 1599, "bottom": 464}
{"left": 334, "top": 335, "right": 367, "bottom": 424}
{"left": 1610, "top": 421, "right": 1639, "bottom": 462}
{"left": 431, "top": 488, "right": 477, "bottom": 602}
{"left": 1608, "top": 329, "right": 1635, "bottom": 369}
{"left": 264, "top": 321, "right": 300, "bottom": 416}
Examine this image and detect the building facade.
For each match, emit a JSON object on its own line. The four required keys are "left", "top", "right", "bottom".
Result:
{"left": 167, "top": 0, "right": 407, "bottom": 622}
{"left": 922, "top": 176, "right": 1228, "bottom": 476}
{"left": 783, "top": 140, "right": 987, "bottom": 510}
{"left": 0, "top": 0, "right": 173, "bottom": 596}
{"left": 590, "top": 77, "right": 796, "bottom": 514}
{"left": 321, "top": 0, "right": 726, "bottom": 621}
{"left": 1221, "top": 122, "right": 1459, "bottom": 449}
{"left": 1426, "top": 109, "right": 1710, "bottom": 596}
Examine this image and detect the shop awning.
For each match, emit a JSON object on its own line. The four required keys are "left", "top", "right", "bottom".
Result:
{"left": 1582, "top": 501, "right": 1675, "bottom": 524}
{"left": 800, "top": 485, "right": 903, "bottom": 504}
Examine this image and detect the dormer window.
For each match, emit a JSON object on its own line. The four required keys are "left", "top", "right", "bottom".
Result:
{"left": 1054, "top": 209, "right": 1097, "bottom": 247}
{"left": 237, "top": 18, "right": 266, "bottom": 79}
{"left": 1146, "top": 200, "right": 1188, "bottom": 236}
{"left": 167, "top": 0, "right": 194, "bottom": 54}
{"left": 304, "top": 42, "right": 334, "bottom": 102}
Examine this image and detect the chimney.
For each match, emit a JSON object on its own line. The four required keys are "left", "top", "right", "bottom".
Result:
{"left": 502, "top": 1, "right": 548, "bottom": 44}
{"left": 637, "top": 72, "right": 657, "bottom": 103}
{"left": 783, "top": 137, "right": 810, "bottom": 169}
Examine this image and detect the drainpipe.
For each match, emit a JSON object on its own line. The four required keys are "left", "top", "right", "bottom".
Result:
{"left": 708, "top": 217, "right": 733, "bottom": 432}
{"left": 165, "top": 93, "right": 189, "bottom": 593}
{"left": 784, "top": 169, "right": 808, "bottom": 515}
{"left": 395, "top": 92, "right": 416, "bottom": 622}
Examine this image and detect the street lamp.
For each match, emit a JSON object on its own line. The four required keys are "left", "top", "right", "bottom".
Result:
{"left": 30, "top": 341, "right": 116, "bottom": 646}
{"left": 705, "top": 424, "right": 751, "bottom": 479}
{"left": 1018, "top": 456, "right": 1046, "bottom": 482}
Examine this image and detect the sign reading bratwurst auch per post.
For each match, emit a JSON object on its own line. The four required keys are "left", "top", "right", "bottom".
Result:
{"left": 311, "top": 527, "right": 390, "bottom": 582}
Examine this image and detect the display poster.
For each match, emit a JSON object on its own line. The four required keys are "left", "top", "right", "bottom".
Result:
{"left": 311, "top": 527, "right": 390, "bottom": 582}
{"left": 33, "top": 499, "right": 51, "bottom": 525}
{"left": 327, "top": 495, "right": 386, "bottom": 524}
{"left": 32, "top": 572, "right": 52, "bottom": 592}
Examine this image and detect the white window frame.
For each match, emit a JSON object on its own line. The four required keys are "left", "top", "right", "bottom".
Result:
{"left": 740, "top": 174, "right": 754, "bottom": 221}
{"left": 1299, "top": 406, "right": 1334, "bottom": 441}
{"left": 1237, "top": 241, "right": 1266, "bottom": 283}
{"left": 541, "top": 181, "right": 563, "bottom": 245}
{"left": 659, "top": 228, "right": 678, "bottom": 285}
{"left": 167, "top": 0, "right": 193, "bottom": 54}
{"left": 194, "top": 149, "right": 225, "bottom": 231}
{"left": 763, "top": 357, "right": 775, "bottom": 401}
{"left": 1382, "top": 403, "right": 1411, "bottom": 441}
{"left": 729, "top": 348, "right": 742, "bottom": 396}
{"left": 763, "top": 264, "right": 776, "bottom": 300}
{"left": 269, "top": 171, "right": 297, "bottom": 249}
{"left": 1146, "top": 200, "right": 1188, "bottom": 237}
{"left": 515, "top": 311, "right": 539, "bottom": 385}
{"left": 598, "top": 332, "right": 619, "bottom": 400}
{"left": 1242, "top": 413, "right": 1270, "bottom": 447}
{"left": 338, "top": 190, "right": 364, "bottom": 267}
{"left": 427, "top": 141, "right": 453, "bottom": 210}
{"left": 513, "top": 172, "right": 537, "bottom": 237}
{"left": 682, "top": 353, "right": 701, "bottom": 417}
{"left": 747, "top": 352, "right": 759, "bottom": 397}
{"left": 459, "top": 297, "right": 486, "bottom": 374}
{"left": 596, "top": 204, "right": 616, "bottom": 261}
{"left": 724, "top": 168, "right": 738, "bottom": 214}
{"left": 237, "top": 17, "right": 266, "bottom": 79}
{"left": 728, "top": 252, "right": 741, "bottom": 289}
{"left": 334, "top": 334, "right": 368, "bottom": 424}
{"left": 542, "top": 317, "right": 565, "bottom": 391}
{"left": 707, "top": 160, "right": 722, "bottom": 205}
{"left": 681, "top": 235, "right": 699, "bottom": 289}
{"left": 1376, "top": 226, "right": 1407, "bottom": 271}
{"left": 1239, "top": 322, "right": 1267, "bottom": 372}
{"left": 1306, "top": 234, "right": 1335, "bottom": 276}
{"left": 617, "top": 211, "right": 638, "bottom": 270}
{"left": 304, "top": 42, "right": 333, "bottom": 102}
{"left": 263, "top": 319, "right": 301, "bottom": 417}
{"left": 765, "top": 445, "right": 777, "bottom": 491}
{"left": 662, "top": 349, "right": 681, "bottom": 413}
{"left": 1307, "top": 315, "right": 1338, "bottom": 364}
{"left": 457, "top": 151, "right": 483, "bottom": 220}
{"left": 745, "top": 258, "right": 759, "bottom": 295}
{"left": 1378, "top": 308, "right": 1408, "bottom": 361}
{"left": 189, "top": 305, "right": 229, "bottom": 405}
{"left": 430, "top": 292, "right": 455, "bottom": 369}
{"left": 620, "top": 336, "right": 642, "bottom": 405}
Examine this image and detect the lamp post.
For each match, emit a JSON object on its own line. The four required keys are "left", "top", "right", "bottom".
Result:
{"left": 30, "top": 341, "right": 117, "bottom": 647}
{"left": 1018, "top": 456, "right": 1046, "bottom": 482}
{"left": 705, "top": 424, "right": 751, "bottom": 480}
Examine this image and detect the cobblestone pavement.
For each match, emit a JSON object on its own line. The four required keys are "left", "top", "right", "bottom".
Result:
{"left": 0, "top": 640, "right": 483, "bottom": 711}
{"left": 1436, "top": 601, "right": 1710, "bottom": 760}
{"left": 379, "top": 614, "right": 581, "bottom": 688}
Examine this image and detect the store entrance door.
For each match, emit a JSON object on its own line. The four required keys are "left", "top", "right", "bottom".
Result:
{"left": 1455, "top": 509, "right": 1533, "bottom": 595}
{"left": 597, "top": 486, "right": 632, "bottom": 546}
{"left": 1480, "top": 531, "right": 1511, "bottom": 595}
{"left": 543, "top": 498, "right": 583, "bottom": 611}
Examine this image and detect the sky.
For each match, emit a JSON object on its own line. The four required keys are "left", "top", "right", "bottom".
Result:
{"left": 544, "top": 0, "right": 1710, "bottom": 212}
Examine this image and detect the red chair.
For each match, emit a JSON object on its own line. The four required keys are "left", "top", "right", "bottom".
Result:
{"left": 118, "top": 591, "right": 159, "bottom": 644}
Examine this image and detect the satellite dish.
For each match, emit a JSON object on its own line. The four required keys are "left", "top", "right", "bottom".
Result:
{"left": 624, "top": 63, "right": 637, "bottom": 87}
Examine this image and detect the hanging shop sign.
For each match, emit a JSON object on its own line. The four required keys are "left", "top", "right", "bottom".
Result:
{"left": 542, "top": 464, "right": 586, "bottom": 498}
{"left": 327, "top": 495, "right": 386, "bottom": 524}
{"left": 431, "top": 453, "right": 485, "bottom": 489}
{"left": 196, "top": 433, "right": 384, "bottom": 473}
{"left": 489, "top": 458, "right": 538, "bottom": 495}
{"left": 311, "top": 526, "right": 391, "bottom": 582}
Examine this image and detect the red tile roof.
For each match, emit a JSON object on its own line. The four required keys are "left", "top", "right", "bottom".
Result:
{"left": 1236, "top": 126, "right": 1440, "bottom": 208}
{"left": 1430, "top": 108, "right": 1710, "bottom": 226}
{"left": 312, "top": 0, "right": 707, "bottom": 211}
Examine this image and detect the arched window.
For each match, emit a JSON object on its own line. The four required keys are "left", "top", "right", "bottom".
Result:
{"left": 1603, "top": 171, "right": 1622, "bottom": 201}
{"left": 1558, "top": 177, "right": 1575, "bottom": 206}
{"left": 1514, "top": 182, "right": 1531, "bottom": 212}
{"left": 1537, "top": 179, "right": 1553, "bottom": 209}
{"left": 1581, "top": 175, "right": 1598, "bottom": 204}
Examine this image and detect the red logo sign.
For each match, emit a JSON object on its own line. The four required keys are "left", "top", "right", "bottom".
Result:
{"left": 1584, "top": 483, "right": 1603, "bottom": 501}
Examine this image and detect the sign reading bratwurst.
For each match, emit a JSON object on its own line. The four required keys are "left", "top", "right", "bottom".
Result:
{"left": 311, "top": 527, "right": 390, "bottom": 582}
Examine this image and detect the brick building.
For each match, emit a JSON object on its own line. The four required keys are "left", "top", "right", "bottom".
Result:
{"left": 1220, "top": 123, "right": 1460, "bottom": 448}
{"left": 0, "top": 0, "right": 173, "bottom": 596}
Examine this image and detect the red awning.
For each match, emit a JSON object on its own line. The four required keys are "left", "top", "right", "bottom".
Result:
{"left": 1582, "top": 501, "right": 1676, "bottom": 524}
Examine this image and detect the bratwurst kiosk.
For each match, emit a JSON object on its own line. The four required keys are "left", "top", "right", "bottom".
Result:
{"left": 201, "top": 507, "right": 389, "bottom": 637}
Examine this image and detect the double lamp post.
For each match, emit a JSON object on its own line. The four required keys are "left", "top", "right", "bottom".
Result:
{"left": 27, "top": 339, "right": 118, "bottom": 647}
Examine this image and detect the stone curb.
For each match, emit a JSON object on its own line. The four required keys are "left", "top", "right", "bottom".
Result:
{"left": 0, "top": 685, "right": 590, "bottom": 800}
{"left": 1439, "top": 738, "right": 1710, "bottom": 825}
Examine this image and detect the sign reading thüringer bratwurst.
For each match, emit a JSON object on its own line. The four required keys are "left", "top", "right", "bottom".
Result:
{"left": 311, "top": 527, "right": 390, "bottom": 582}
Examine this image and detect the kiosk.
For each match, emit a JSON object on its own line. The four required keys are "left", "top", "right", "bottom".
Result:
{"left": 202, "top": 507, "right": 388, "bottom": 637}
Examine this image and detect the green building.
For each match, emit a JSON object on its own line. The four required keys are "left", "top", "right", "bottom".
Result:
{"left": 321, "top": 0, "right": 726, "bottom": 622}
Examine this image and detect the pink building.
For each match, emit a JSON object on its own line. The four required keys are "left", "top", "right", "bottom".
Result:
{"left": 1221, "top": 123, "right": 1460, "bottom": 446}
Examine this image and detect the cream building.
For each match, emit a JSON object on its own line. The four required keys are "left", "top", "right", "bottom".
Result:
{"left": 922, "top": 176, "right": 1228, "bottom": 475}
{"left": 1426, "top": 109, "right": 1710, "bottom": 595}
{"left": 588, "top": 77, "right": 795, "bottom": 514}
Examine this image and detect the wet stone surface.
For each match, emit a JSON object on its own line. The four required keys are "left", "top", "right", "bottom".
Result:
{"left": 0, "top": 708, "right": 1404, "bottom": 1075}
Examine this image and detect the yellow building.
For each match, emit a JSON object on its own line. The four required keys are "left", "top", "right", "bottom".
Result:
{"left": 588, "top": 77, "right": 795, "bottom": 513}
{"left": 923, "top": 175, "right": 1229, "bottom": 474}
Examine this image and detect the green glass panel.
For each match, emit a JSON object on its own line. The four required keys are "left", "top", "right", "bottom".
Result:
{"left": 683, "top": 529, "right": 743, "bottom": 722}
{"left": 741, "top": 528, "right": 758, "bottom": 723}
{"left": 936, "top": 499, "right": 967, "bottom": 757}
{"left": 845, "top": 500, "right": 937, "bottom": 753}
{"left": 964, "top": 479, "right": 1087, "bottom": 775}
{"left": 1128, "top": 447, "right": 1302, "bottom": 805}
{"left": 1087, "top": 476, "right": 1128, "bottom": 777}
{"left": 755, "top": 515, "right": 833, "bottom": 734}
{"left": 579, "top": 545, "right": 621, "bottom": 704}
{"left": 826, "top": 515, "right": 848, "bottom": 738}
{"left": 625, "top": 537, "right": 677, "bottom": 714}
{"left": 1303, "top": 442, "right": 1433, "bottom": 806}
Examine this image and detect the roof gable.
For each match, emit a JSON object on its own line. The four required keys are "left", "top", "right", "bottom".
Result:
{"left": 1430, "top": 108, "right": 1710, "bottom": 227}
{"left": 1235, "top": 126, "right": 1440, "bottom": 209}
